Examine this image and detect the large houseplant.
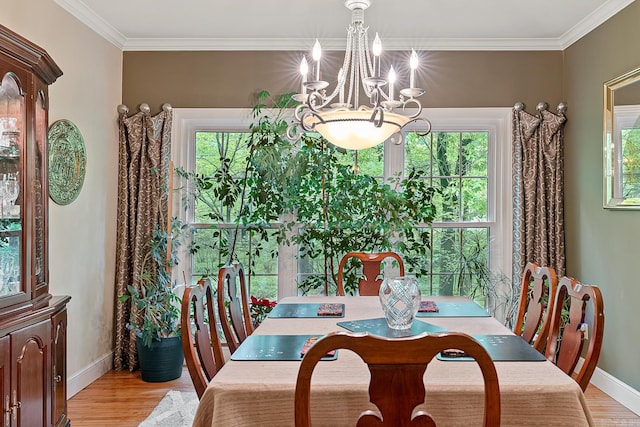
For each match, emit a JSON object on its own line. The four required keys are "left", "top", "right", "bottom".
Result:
{"left": 120, "top": 217, "right": 188, "bottom": 382}
{"left": 180, "top": 90, "right": 437, "bottom": 295}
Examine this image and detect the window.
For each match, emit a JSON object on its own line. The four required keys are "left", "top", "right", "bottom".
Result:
{"left": 404, "top": 130, "right": 490, "bottom": 296}
{"left": 190, "top": 129, "right": 279, "bottom": 300}
{"left": 172, "top": 108, "right": 512, "bottom": 301}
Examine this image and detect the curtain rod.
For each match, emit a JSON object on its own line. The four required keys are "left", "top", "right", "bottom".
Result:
{"left": 116, "top": 103, "right": 172, "bottom": 115}
{"left": 513, "top": 101, "right": 567, "bottom": 113}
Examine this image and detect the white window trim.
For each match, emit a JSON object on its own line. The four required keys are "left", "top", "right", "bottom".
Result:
{"left": 170, "top": 108, "right": 254, "bottom": 287}
{"left": 171, "top": 107, "right": 513, "bottom": 297}
{"left": 404, "top": 108, "right": 513, "bottom": 283}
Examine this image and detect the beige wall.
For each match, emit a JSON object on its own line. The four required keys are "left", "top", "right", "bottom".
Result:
{"left": 564, "top": 0, "right": 640, "bottom": 390}
{"left": 4, "top": 0, "right": 122, "bottom": 395}
{"left": 122, "top": 50, "right": 563, "bottom": 111}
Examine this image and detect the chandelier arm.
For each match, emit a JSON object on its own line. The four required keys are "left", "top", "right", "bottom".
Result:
{"left": 359, "top": 30, "right": 374, "bottom": 98}
{"left": 402, "top": 98, "right": 424, "bottom": 119}
{"left": 286, "top": 121, "right": 302, "bottom": 141}
{"left": 413, "top": 117, "right": 432, "bottom": 137}
{"left": 370, "top": 105, "right": 385, "bottom": 128}
{"left": 354, "top": 45, "right": 362, "bottom": 108}
{"left": 388, "top": 131, "right": 405, "bottom": 145}
{"left": 300, "top": 109, "right": 326, "bottom": 133}
{"left": 370, "top": 87, "right": 379, "bottom": 108}
{"left": 362, "top": 28, "right": 374, "bottom": 81}
{"left": 342, "top": 27, "right": 355, "bottom": 106}
{"left": 347, "top": 46, "right": 356, "bottom": 107}
{"left": 380, "top": 85, "right": 391, "bottom": 102}
{"left": 293, "top": 103, "right": 307, "bottom": 122}
{"left": 308, "top": 90, "right": 331, "bottom": 112}
{"left": 324, "top": 28, "right": 354, "bottom": 105}
{"left": 404, "top": 116, "right": 432, "bottom": 137}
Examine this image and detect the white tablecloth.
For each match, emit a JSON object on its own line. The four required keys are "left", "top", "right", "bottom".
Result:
{"left": 193, "top": 296, "right": 594, "bottom": 427}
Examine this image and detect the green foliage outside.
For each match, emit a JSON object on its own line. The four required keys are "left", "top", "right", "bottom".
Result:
{"left": 179, "top": 91, "right": 507, "bottom": 310}
{"left": 403, "top": 130, "right": 495, "bottom": 305}
{"left": 179, "top": 90, "right": 438, "bottom": 296}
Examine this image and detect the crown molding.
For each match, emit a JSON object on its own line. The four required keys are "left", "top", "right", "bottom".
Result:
{"left": 54, "top": 0, "right": 126, "bottom": 49}
{"left": 121, "top": 37, "right": 565, "bottom": 52}
{"left": 559, "top": 0, "right": 636, "bottom": 49}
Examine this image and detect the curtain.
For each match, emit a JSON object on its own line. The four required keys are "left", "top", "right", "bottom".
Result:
{"left": 512, "top": 102, "right": 567, "bottom": 285}
{"left": 114, "top": 104, "right": 172, "bottom": 371}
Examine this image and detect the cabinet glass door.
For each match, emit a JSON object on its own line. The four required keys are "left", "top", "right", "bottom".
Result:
{"left": 0, "top": 72, "right": 25, "bottom": 297}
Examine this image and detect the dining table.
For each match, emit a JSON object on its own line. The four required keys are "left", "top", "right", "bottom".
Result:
{"left": 192, "top": 295, "right": 595, "bottom": 426}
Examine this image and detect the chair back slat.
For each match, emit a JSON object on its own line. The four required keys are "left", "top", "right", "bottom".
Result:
{"left": 545, "top": 276, "right": 605, "bottom": 391}
{"left": 217, "top": 263, "right": 253, "bottom": 354}
{"left": 513, "top": 262, "right": 558, "bottom": 352}
{"left": 181, "top": 279, "right": 225, "bottom": 398}
{"left": 337, "top": 251, "right": 405, "bottom": 296}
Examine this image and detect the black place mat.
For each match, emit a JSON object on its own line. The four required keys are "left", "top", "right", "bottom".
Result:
{"left": 337, "top": 318, "right": 447, "bottom": 338}
{"left": 416, "top": 301, "right": 490, "bottom": 318}
{"left": 268, "top": 303, "right": 345, "bottom": 318}
{"left": 230, "top": 334, "right": 338, "bottom": 361}
{"left": 436, "top": 334, "right": 547, "bottom": 362}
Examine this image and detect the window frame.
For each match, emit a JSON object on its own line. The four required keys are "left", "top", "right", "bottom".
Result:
{"left": 171, "top": 107, "right": 513, "bottom": 298}
{"left": 401, "top": 108, "right": 513, "bottom": 286}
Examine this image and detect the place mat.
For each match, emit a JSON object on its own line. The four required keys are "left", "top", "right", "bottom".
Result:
{"left": 416, "top": 301, "right": 490, "bottom": 318}
{"left": 436, "top": 335, "right": 548, "bottom": 362}
{"left": 230, "top": 334, "right": 338, "bottom": 361}
{"left": 337, "top": 318, "right": 447, "bottom": 338}
{"left": 268, "top": 303, "right": 345, "bottom": 318}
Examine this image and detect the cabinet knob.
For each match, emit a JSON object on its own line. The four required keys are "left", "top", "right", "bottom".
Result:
{"left": 54, "top": 375, "right": 62, "bottom": 383}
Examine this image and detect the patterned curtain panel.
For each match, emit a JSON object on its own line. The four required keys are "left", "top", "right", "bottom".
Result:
{"left": 114, "top": 104, "right": 172, "bottom": 371}
{"left": 512, "top": 102, "right": 567, "bottom": 285}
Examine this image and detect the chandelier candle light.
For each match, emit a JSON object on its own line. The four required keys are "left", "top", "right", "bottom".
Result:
{"left": 287, "top": 0, "right": 430, "bottom": 150}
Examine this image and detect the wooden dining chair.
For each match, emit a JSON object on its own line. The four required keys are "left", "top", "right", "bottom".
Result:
{"left": 545, "top": 276, "right": 605, "bottom": 391}
{"left": 181, "top": 279, "right": 226, "bottom": 399}
{"left": 295, "top": 331, "right": 500, "bottom": 426}
{"left": 513, "top": 262, "right": 558, "bottom": 352}
{"left": 217, "top": 262, "right": 253, "bottom": 354}
{"left": 337, "top": 251, "right": 405, "bottom": 296}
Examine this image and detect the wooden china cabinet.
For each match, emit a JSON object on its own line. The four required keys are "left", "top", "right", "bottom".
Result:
{"left": 0, "top": 25, "right": 70, "bottom": 427}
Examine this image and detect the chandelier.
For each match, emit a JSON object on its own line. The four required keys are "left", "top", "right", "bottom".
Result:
{"left": 287, "top": 0, "right": 430, "bottom": 150}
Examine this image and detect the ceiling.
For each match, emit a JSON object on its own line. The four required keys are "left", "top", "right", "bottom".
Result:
{"left": 54, "top": 0, "right": 635, "bottom": 51}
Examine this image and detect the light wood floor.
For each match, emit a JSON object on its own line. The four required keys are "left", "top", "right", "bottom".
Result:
{"left": 68, "top": 367, "right": 640, "bottom": 426}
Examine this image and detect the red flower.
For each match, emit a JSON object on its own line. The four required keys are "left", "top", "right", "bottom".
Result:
{"left": 249, "top": 295, "right": 277, "bottom": 327}
{"left": 251, "top": 296, "right": 277, "bottom": 307}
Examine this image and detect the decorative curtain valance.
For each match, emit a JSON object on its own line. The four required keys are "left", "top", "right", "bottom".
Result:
{"left": 512, "top": 101, "right": 567, "bottom": 285}
{"left": 114, "top": 103, "right": 172, "bottom": 371}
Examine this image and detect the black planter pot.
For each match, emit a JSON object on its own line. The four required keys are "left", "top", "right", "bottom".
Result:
{"left": 136, "top": 336, "right": 184, "bottom": 382}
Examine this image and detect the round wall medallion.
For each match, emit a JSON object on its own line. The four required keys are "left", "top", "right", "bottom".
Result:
{"left": 48, "top": 119, "right": 87, "bottom": 205}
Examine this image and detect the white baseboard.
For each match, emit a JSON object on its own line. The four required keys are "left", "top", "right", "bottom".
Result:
{"left": 67, "top": 351, "right": 113, "bottom": 398}
{"left": 590, "top": 365, "right": 640, "bottom": 416}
